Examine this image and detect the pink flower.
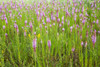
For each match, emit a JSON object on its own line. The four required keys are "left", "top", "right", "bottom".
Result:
{"left": 57, "top": 18, "right": 60, "bottom": 22}
{"left": 62, "top": 21, "right": 64, "bottom": 25}
{"left": 81, "top": 41, "right": 83, "bottom": 46}
{"left": 96, "top": 19, "right": 99, "bottom": 24}
{"left": 25, "top": 20, "right": 27, "bottom": 26}
{"left": 34, "top": 32, "right": 36, "bottom": 35}
{"left": 24, "top": 31, "right": 26, "bottom": 37}
{"left": 98, "top": 31, "right": 100, "bottom": 34}
{"left": 53, "top": 16, "right": 56, "bottom": 21}
{"left": 62, "top": 28, "right": 65, "bottom": 31}
{"left": 29, "top": 22, "right": 33, "bottom": 32}
{"left": 62, "top": 16, "right": 64, "bottom": 21}
{"left": 91, "top": 35, "right": 96, "bottom": 47}
{"left": 46, "top": 17, "right": 50, "bottom": 23}
{"left": 48, "top": 40, "right": 51, "bottom": 50}
{"left": 72, "top": 47, "right": 75, "bottom": 52}
{"left": 82, "top": 6, "right": 84, "bottom": 13}
{"left": 5, "top": 33, "right": 7, "bottom": 38}
{"left": 33, "top": 39, "right": 37, "bottom": 52}
{"left": 3, "top": 25, "right": 5, "bottom": 30}
{"left": 70, "top": 26, "right": 73, "bottom": 32}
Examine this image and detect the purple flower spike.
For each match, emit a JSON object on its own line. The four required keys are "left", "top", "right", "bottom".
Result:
{"left": 29, "top": 22, "right": 33, "bottom": 32}
{"left": 46, "top": 17, "right": 50, "bottom": 23}
{"left": 53, "top": 16, "right": 56, "bottom": 21}
{"left": 81, "top": 41, "right": 83, "bottom": 46}
{"left": 24, "top": 31, "right": 26, "bottom": 37}
{"left": 5, "top": 33, "right": 7, "bottom": 38}
{"left": 70, "top": 26, "right": 73, "bottom": 32}
{"left": 98, "top": 31, "right": 100, "bottom": 34}
{"left": 62, "top": 16, "right": 64, "bottom": 21}
{"left": 62, "top": 28, "right": 65, "bottom": 31}
{"left": 33, "top": 39, "right": 37, "bottom": 52}
{"left": 72, "top": 47, "right": 75, "bottom": 52}
{"left": 25, "top": 20, "right": 27, "bottom": 26}
{"left": 57, "top": 18, "right": 60, "bottom": 22}
{"left": 48, "top": 40, "right": 51, "bottom": 50}
{"left": 3, "top": 25, "right": 5, "bottom": 30}
{"left": 96, "top": 19, "right": 99, "bottom": 24}
{"left": 34, "top": 32, "right": 36, "bottom": 35}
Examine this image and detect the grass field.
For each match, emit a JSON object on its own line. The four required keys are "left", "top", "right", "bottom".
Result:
{"left": 0, "top": 0, "right": 100, "bottom": 67}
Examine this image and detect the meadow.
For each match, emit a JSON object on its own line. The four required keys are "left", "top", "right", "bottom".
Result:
{"left": 0, "top": 0, "right": 100, "bottom": 67}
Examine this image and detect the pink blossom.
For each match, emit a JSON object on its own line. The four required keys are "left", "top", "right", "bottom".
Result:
{"left": 33, "top": 39, "right": 37, "bottom": 52}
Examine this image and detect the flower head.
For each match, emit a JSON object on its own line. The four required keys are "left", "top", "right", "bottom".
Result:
{"left": 28, "top": 34, "right": 30, "bottom": 38}
{"left": 72, "top": 47, "right": 75, "bottom": 52}
{"left": 3, "top": 25, "right": 5, "bottom": 30}
{"left": 48, "top": 40, "right": 51, "bottom": 50}
{"left": 81, "top": 41, "right": 83, "bottom": 46}
{"left": 33, "top": 39, "right": 37, "bottom": 52}
{"left": 37, "top": 34, "right": 40, "bottom": 38}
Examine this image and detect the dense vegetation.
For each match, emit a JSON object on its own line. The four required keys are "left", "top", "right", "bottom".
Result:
{"left": 0, "top": 0, "right": 100, "bottom": 67}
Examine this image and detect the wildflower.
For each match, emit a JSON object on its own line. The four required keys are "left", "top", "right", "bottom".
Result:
{"left": 34, "top": 32, "right": 36, "bottom": 35}
{"left": 51, "top": 12, "right": 53, "bottom": 20}
{"left": 82, "top": 19, "right": 85, "bottom": 25}
{"left": 46, "top": 17, "right": 50, "bottom": 23}
{"left": 96, "top": 19, "right": 99, "bottom": 24}
{"left": 62, "top": 16, "right": 64, "bottom": 21}
{"left": 85, "top": 12, "right": 88, "bottom": 16}
{"left": 57, "top": 18, "right": 60, "bottom": 22}
{"left": 62, "top": 28, "right": 65, "bottom": 31}
{"left": 68, "top": 21, "right": 70, "bottom": 26}
{"left": 72, "top": 47, "right": 75, "bottom": 52}
{"left": 39, "top": 24, "right": 42, "bottom": 28}
{"left": 33, "top": 39, "right": 36, "bottom": 52}
{"left": 50, "top": 24, "right": 52, "bottom": 27}
{"left": 28, "top": 34, "right": 30, "bottom": 38}
{"left": 81, "top": 41, "right": 83, "bottom": 46}
{"left": 5, "top": 33, "right": 7, "bottom": 38}
{"left": 93, "top": 21, "right": 95, "bottom": 24}
{"left": 98, "top": 31, "right": 100, "bottom": 34}
{"left": 53, "top": 16, "right": 56, "bottom": 21}
{"left": 24, "top": 31, "right": 26, "bottom": 37}
{"left": 53, "top": 23, "right": 55, "bottom": 26}
{"left": 43, "top": 22, "right": 45, "bottom": 25}
{"left": 82, "top": 6, "right": 84, "bottom": 13}
{"left": 70, "top": 26, "right": 73, "bottom": 32}
{"left": 37, "top": 34, "right": 40, "bottom": 38}
{"left": 91, "top": 35, "right": 96, "bottom": 48}
{"left": 91, "top": 30, "right": 96, "bottom": 48}
{"left": 48, "top": 40, "right": 51, "bottom": 50}
{"left": 45, "top": 26, "right": 47, "bottom": 29}
{"left": 62, "top": 21, "right": 64, "bottom": 25}
{"left": 25, "top": 20, "right": 27, "bottom": 26}
{"left": 3, "top": 25, "right": 5, "bottom": 30}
